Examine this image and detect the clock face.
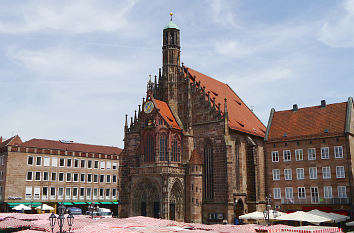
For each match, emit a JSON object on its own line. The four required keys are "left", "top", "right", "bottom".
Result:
{"left": 144, "top": 101, "right": 154, "bottom": 114}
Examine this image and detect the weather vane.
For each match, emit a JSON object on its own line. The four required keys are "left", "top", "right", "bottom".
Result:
{"left": 170, "top": 11, "right": 173, "bottom": 21}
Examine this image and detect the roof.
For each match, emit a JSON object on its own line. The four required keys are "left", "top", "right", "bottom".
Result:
{"left": 189, "top": 149, "right": 203, "bottom": 165}
{"left": 184, "top": 67, "right": 266, "bottom": 137}
{"left": 0, "top": 135, "right": 23, "bottom": 148}
{"left": 154, "top": 99, "right": 181, "bottom": 130}
{"left": 267, "top": 102, "right": 347, "bottom": 141}
{"left": 20, "top": 139, "right": 122, "bottom": 155}
{"left": 164, "top": 20, "right": 179, "bottom": 30}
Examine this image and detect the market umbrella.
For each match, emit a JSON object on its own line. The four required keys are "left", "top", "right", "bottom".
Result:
{"left": 35, "top": 204, "right": 54, "bottom": 211}
{"left": 276, "top": 211, "right": 332, "bottom": 224}
{"left": 239, "top": 211, "right": 264, "bottom": 220}
{"left": 309, "top": 209, "right": 349, "bottom": 223}
{"left": 346, "top": 221, "right": 354, "bottom": 227}
{"left": 12, "top": 204, "right": 31, "bottom": 211}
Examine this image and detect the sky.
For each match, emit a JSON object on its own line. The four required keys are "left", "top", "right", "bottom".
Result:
{"left": 0, "top": 0, "right": 353, "bottom": 148}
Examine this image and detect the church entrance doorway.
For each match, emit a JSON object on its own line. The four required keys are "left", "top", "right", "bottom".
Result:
{"left": 169, "top": 203, "right": 175, "bottom": 220}
{"left": 169, "top": 180, "right": 184, "bottom": 221}
{"left": 153, "top": 202, "right": 160, "bottom": 218}
{"left": 234, "top": 198, "right": 244, "bottom": 219}
{"left": 141, "top": 202, "right": 147, "bottom": 216}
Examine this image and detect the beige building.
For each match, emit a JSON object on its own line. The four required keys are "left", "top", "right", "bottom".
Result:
{"left": 0, "top": 135, "right": 121, "bottom": 214}
{"left": 264, "top": 98, "right": 354, "bottom": 216}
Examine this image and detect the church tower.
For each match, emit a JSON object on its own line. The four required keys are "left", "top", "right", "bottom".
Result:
{"left": 161, "top": 12, "right": 181, "bottom": 113}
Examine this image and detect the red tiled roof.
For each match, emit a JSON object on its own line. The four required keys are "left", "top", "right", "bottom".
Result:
{"left": 0, "top": 135, "right": 23, "bottom": 148}
{"left": 189, "top": 148, "right": 203, "bottom": 165}
{"left": 20, "top": 139, "right": 122, "bottom": 155}
{"left": 185, "top": 67, "right": 266, "bottom": 137}
{"left": 154, "top": 99, "right": 181, "bottom": 130}
{"left": 268, "top": 102, "right": 347, "bottom": 141}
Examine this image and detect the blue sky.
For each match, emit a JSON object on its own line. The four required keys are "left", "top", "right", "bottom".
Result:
{"left": 0, "top": 0, "right": 353, "bottom": 148}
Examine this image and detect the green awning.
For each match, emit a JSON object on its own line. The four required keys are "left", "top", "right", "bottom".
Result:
{"left": 73, "top": 202, "right": 86, "bottom": 204}
{"left": 112, "top": 201, "right": 119, "bottom": 204}
{"left": 8, "top": 202, "right": 42, "bottom": 207}
{"left": 63, "top": 202, "right": 73, "bottom": 205}
{"left": 99, "top": 202, "right": 113, "bottom": 204}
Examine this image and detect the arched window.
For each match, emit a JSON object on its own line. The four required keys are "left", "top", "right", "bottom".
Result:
{"left": 204, "top": 140, "right": 214, "bottom": 200}
{"left": 159, "top": 134, "right": 168, "bottom": 161}
{"left": 144, "top": 135, "right": 155, "bottom": 162}
{"left": 172, "top": 138, "right": 180, "bottom": 162}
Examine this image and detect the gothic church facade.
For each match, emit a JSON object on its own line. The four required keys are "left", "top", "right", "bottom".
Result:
{"left": 118, "top": 17, "right": 267, "bottom": 224}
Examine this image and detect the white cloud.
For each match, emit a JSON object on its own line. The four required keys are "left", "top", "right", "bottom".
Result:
{"left": 318, "top": 0, "right": 354, "bottom": 48}
{"left": 0, "top": 0, "right": 136, "bottom": 34}
{"left": 208, "top": 0, "right": 240, "bottom": 28}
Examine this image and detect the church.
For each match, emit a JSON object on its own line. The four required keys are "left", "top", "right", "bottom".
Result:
{"left": 118, "top": 14, "right": 267, "bottom": 224}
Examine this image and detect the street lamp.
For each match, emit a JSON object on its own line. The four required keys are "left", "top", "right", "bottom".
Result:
{"left": 49, "top": 202, "right": 74, "bottom": 233}
{"left": 263, "top": 194, "right": 272, "bottom": 226}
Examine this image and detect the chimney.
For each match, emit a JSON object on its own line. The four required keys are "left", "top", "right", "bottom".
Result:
{"left": 321, "top": 100, "right": 326, "bottom": 108}
{"left": 293, "top": 104, "right": 298, "bottom": 112}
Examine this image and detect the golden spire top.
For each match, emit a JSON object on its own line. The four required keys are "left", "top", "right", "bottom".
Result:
{"left": 170, "top": 12, "right": 173, "bottom": 21}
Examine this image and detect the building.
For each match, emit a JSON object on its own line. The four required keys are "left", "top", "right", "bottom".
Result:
{"left": 264, "top": 98, "right": 354, "bottom": 216}
{"left": 0, "top": 135, "right": 121, "bottom": 215}
{"left": 118, "top": 15, "right": 267, "bottom": 224}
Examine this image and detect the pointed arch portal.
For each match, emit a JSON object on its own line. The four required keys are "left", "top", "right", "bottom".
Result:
{"left": 131, "top": 179, "right": 160, "bottom": 218}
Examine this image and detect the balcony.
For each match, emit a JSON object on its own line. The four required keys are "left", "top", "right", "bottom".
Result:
{"left": 280, "top": 197, "right": 350, "bottom": 205}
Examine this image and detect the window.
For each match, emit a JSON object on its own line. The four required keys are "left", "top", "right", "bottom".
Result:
{"left": 65, "top": 188, "right": 71, "bottom": 200}
{"left": 86, "top": 188, "right": 92, "bottom": 199}
{"left": 44, "top": 157, "right": 50, "bottom": 166}
{"left": 66, "top": 172, "right": 72, "bottom": 182}
{"left": 93, "top": 188, "right": 98, "bottom": 200}
{"left": 94, "top": 160, "right": 99, "bottom": 169}
{"left": 80, "top": 188, "right": 85, "bottom": 199}
{"left": 204, "top": 140, "right": 214, "bottom": 200}
{"left": 334, "top": 146, "right": 343, "bottom": 158}
{"left": 80, "top": 173, "right": 85, "bottom": 182}
{"left": 52, "top": 157, "right": 58, "bottom": 167}
{"left": 99, "top": 188, "right": 104, "bottom": 199}
{"left": 298, "top": 187, "right": 306, "bottom": 199}
{"left": 321, "top": 147, "right": 329, "bottom": 159}
{"left": 35, "top": 172, "right": 41, "bottom": 181}
{"left": 144, "top": 134, "right": 155, "bottom": 162}
{"left": 51, "top": 172, "right": 57, "bottom": 181}
{"left": 43, "top": 172, "right": 49, "bottom": 181}
{"left": 284, "top": 169, "right": 292, "bottom": 180}
{"left": 25, "top": 186, "right": 32, "bottom": 200}
{"left": 59, "top": 158, "right": 65, "bottom": 167}
{"left": 100, "top": 161, "right": 105, "bottom": 170}
{"left": 50, "top": 187, "right": 56, "bottom": 199}
{"left": 73, "top": 173, "right": 79, "bottom": 182}
{"left": 112, "top": 189, "right": 117, "bottom": 199}
{"left": 58, "top": 187, "right": 64, "bottom": 200}
{"left": 67, "top": 158, "right": 72, "bottom": 167}
{"left": 106, "top": 175, "right": 111, "bottom": 183}
{"left": 93, "top": 174, "right": 98, "bottom": 183}
{"left": 324, "top": 186, "right": 332, "bottom": 199}
{"left": 283, "top": 150, "right": 291, "bottom": 161}
{"left": 42, "top": 187, "right": 48, "bottom": 200}
{"left": 337, "top": 186, "right": 347, "bottom": 198}
{"left": 112, "top": 175, "right": 117, "bottom": 183}
{"left": 59, "top": 172, "right": 64, "bottom": 182}
{"left": 112, "top": 162, "right": 118, "bottom": 170}
{"left": 106, "top": 161, "right": 111, "bottom": 170}
{"left": 100, "top": 174, "right": 104, "bottom": 183}
{"left": 105, "top": 188, "right": 110, "bottom": 199}
{"left": 322, "top": 167, "right": 331, "bottom": 179}
{"left": 34, "top": 187, "right": 40, "bottom": 200}
{"left": 272, "top": 169, "right": 280, "bottom": 181}
{"left": 87, "top": 174, "right": 92, "bottom": 183}
{"left": 88, "top": 160, "right": 92, "bottom": 169}
{"left": 27, "top": 171, "right": 33, "bottom": 181}
{"left": 309, "top": 167, "right": 317, "bottom": 179}
{"left": 27, "top": 156, "right": 34, "bottom": 165}
{"left": 295, "top": 149, "right": 303, "bottom": 161}
{"left": 273, "top": 188, "right": 281, "bottom": 199}
{"left": 81, "top": 160, "right": 86, "bottom": 168}
{"left": 172, "top": 138, "right": 180, "bottom": 162}
{"left": 310, "top": 187, "right": 319, "bottom": 203}
{"left": 285, "top": 187, "right": 293, "bottom": 199}
{"left": 74, "top": 159, "right": 79, "bottom": 168}
{"left": 336, "top": 166, "right": 345, "bottom": 178}
{"left": 72, "top": 187, "right": 78, "bottom": 199}
{"left": 36, "top": 156, "right": 42, "bottom": 166}
{"left": 308, "top": 148, "right": 316, "bottom": 160}
{"left": 296, "top": 168, "right": 304, "bottom": 180}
